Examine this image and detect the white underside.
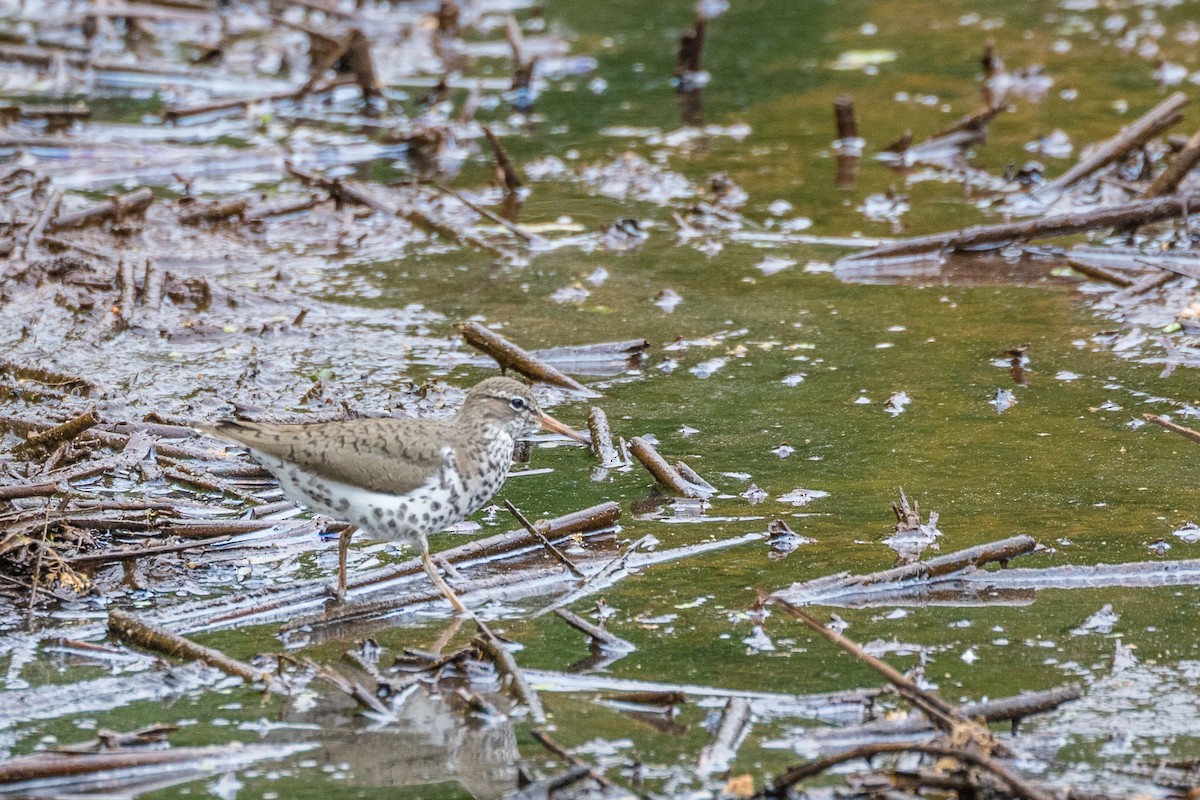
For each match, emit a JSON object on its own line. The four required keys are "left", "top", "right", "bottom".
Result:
{"left": 251, "top": 445, "right": 470, "bottom": 545}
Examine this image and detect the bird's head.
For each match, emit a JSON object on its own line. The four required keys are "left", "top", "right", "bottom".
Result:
{"left": 460, "top": 376, "right": 589, "bottom": 444}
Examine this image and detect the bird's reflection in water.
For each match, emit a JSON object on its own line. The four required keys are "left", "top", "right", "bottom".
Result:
{"left": 278, "top": 682, "right": 519, "bottom": 799}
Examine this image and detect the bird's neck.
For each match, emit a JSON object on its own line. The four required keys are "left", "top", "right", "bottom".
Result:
{"left": 455, "top": 420, "right": 516, "bottom": 478}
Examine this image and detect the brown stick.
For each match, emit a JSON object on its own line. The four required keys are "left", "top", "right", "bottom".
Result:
{"left": 1048, "top": 91, "right": 1188, "bottom": 191}
{"left": 436, "top": 0, "right": 460, "bottom": 36}
{"left": 813, "top": 684, "right": 1082, "bottom": 741}
{"left": 305, "top": 658, "right": 391, "bottom": 715}
{"left": 391, "top": 186, "right": 508, "bottom": 255}
{"left": 340, "top": 28, "right": 382, "bottom": 101}
{"left": 0, "top": 363, "right": 98, "bottom": 392}
{"left": 554, "top": 607, "right": 635, "bottom": 652}
{"left": 243, "top": 194, "right": 323, "bottom": 222}
{"left": 432, "top": 184, "right": 543, "bottom": 244}
{"left": 845, "top": 191, "right": 1200, "bottom": 262}
{"left": 17, "top": 186, "right": 63, "bottom": 261}
{"left": 473, "top": 621, "right": 546, "bottom": 723}
{"left": 503, "top": 15, "right": 537, "bottom": 97}
{"left": 833, "top": 95, "right": 858, "bottom": 141}
{"left": 286, "top": 165, "right": 511, "bottom": 258}
{"left": 1147, "top": 126, "right": 1200, "bottom": 197}
{"left": 0, "top": 481, "right": 63, "bottom": 501}
{"left": 758, "top": 740, "right": 1056, "bottom": 800}
{"left": 39, "top": 235, "right": 115, "bottom": 261}
{"left": 69, "top": 537, "right": 231, "bottom": 566}
{"left": 159, "top": 464, "right": 262, "bottom": 504}
{"left": 26, "top": 513, "right": 50, "bottom": 609}
{"left": 0, "top": 744, "right": 283, "bottom": 782}
{"left": 503, "top": 500, "right": 586, "bottom": 578}
{"left": 1144, "top": 413, "right": 1200, "bottom": 444}
{"left": 108, "top": 608, "right": 269, "bottom": 684}
{"left": 164, "top": 519, "right": 279, "bottom": 538}
{"left": 47, "top": 188, "right": 154, "bottom": 231}
{"left": 178, "top": 198, "right": 249, "bottom": 225}
{"left": 0, "top": 43, "right": 89, "bottom": 69}
{"left": 455, "top": 320, "right": 596, "bottom": 394}
{"left": 481, "top": 124, "right": 522, "bottom": 192}
{"left": 770, "top": 597, "right": 964, "bottom": 731}
{"left": 676, "top": 19, "right": 705, "bottom": 76}
{"left": 48, "top": 724, "right": 178, "bottom": 753}
{"left": 163, "top": 76, "right": 356, "bottom": 122}
{"left": 1065, "top": 258, "right": 1135, "bottom": 287}
{"left": 530, "top": 728, "right": 614, "bottom": 788}
{"left": 0, "top": 104, "right": 89, "bottom": 122}
{"left": 675, "top": 460, "right": 716, "bottom": 493}
{"left": 698, "top": 697, "right": 752, "bottom": 775}
{"left": 0, "top": 454, "right": 125, "bottom": 500}
{"left": 779, "top": 534, "right": 1038, "bottom": 602}
{"left": 16, "top": 409, "right": 101, "bottom": 454}
{"left": 1112, "top": 268, "right": 1176, "bottom": 300}
{"left": 628, "top": 437, "right": 711, "bottom": 498}
{"left": 117, "top": 257, "right": 136, "bottom": 324}
{"left": 587, "top": 407, "right": 623, "bottom": 467}
{"left": 47, "top": 516, "right": 155, "bottom": 532}
{"left": 928, "top": 104, "right": 1006, "bottom": 144}
{"left": 536, "top": 501, "right": 622, "bottom": 538}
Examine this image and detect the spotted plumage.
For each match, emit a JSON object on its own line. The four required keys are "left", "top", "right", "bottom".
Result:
{"left": 195, "top": 377, "right": 588, "bottom": 611}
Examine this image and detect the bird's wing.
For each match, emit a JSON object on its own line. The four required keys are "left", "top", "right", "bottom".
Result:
{"left": 198, "top": 418, "right": 448, "bottom": 496}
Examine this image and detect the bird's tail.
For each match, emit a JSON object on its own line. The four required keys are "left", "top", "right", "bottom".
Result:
{"left": 191, "top": 419, "right": 256, "bottom": 445}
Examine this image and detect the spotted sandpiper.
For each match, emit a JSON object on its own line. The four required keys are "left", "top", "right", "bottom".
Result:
{"left": 196, "top": 377, "right": 589, "bottom": 612}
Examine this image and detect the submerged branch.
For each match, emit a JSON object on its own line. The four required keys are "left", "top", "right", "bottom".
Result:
{"left": 844, "top": 193, "right": 1200, "bottom": 262}
{"left": 108, "top": 609, "right": 270, "bottom": 686}
{"left": 455, "top": 320, "right": 597, "bottom": 395}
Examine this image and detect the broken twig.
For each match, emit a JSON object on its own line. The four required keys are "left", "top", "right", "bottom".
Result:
{"left": 108, "top": 609, "right": 269, "bottom": 685}
{"left": 628, "top": 436, "right": 712, "bottom": 498}
{"left": 455, "top": 320, "right": 597, "bottom": 395}
{"left": 554, "top": 607, "right": 635, "bottom": 652}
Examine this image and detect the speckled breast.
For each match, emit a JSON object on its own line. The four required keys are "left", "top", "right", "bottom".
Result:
{"left": 341, "top": 430, "right": 516, "bottom": 543}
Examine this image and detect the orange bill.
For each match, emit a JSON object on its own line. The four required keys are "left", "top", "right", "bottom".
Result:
{"left": 538, "top": 412, "right": 591, "bottom": 445}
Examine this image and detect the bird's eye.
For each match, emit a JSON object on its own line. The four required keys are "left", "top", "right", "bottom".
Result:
{"left": 509, "top": 396, "right": 528, "bottom": 411}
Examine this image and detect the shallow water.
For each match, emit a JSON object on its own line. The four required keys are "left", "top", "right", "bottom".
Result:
{"left": 5, "top": 0, "right": 1200, "bottom": 796}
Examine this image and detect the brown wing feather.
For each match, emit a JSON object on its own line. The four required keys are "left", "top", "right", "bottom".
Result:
{"left": 199, "top": 418, "right": 451, "bottom": 496}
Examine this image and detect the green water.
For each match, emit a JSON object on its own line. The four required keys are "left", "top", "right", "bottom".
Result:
{"left": 7, "top": 0, "right": 1200, "bottom": 796}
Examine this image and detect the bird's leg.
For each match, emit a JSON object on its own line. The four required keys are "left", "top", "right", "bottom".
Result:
{"left": 331, "top": 524, "right": 356, "bottom": 604}
{"left": 421, "top": 544, "right": 469, "bottom": 615}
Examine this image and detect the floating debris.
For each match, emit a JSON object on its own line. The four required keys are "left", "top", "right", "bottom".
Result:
{"left": 654, "top": 288, "right": 683, "bottom": 312}
{"left": 884, "top": 391, "right": 911, "bottom": 416}
{"left": 1173, "top": 523, "right": 1200, "bottom": 544}
{"left": 755, "top": 255, "right": 795, "bottom": 276}
{"left": 1070, "top": 603, "right": 1120, "bottom": 636}
{"left": 766, "top": 519, "right": 813, "bottom": 560}
{"left": 777, "top": 488, "right": 830, "bottom": 507}
{"left": 991, "top": 388, "right": 1019, "bottom": 414}
{"left": 742, "top": 485, "right": 768, "bottom": 504}
{"left": 689, "top": 358, "right": 727, "bottom": 379}
{"left": 830, "top": 49, "right": 897, "bottom": 73}
{"left": 883, "top": 489, "right": 942, "bottom": 563}
{"left": 1026, "top": 129, "right": 1073, "bottom": 159}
